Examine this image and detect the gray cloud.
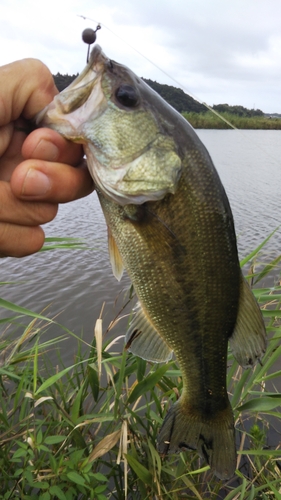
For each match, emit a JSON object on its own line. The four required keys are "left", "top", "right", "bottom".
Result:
{"left": 112, "top": 0, "right": 281, "bottom": 110}
{"left": 1, "top": 0, "right": 281, "bottom": 112}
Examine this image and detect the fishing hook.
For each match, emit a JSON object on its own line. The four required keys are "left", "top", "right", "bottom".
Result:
{"left": 82, "top": 24, "right": 101, "bottom": 63}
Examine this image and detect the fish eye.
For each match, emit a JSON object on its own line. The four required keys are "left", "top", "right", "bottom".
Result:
{"left": 115, "top": 84, "right": 139, "bottom": 107}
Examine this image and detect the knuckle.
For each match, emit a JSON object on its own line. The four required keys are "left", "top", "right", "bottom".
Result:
{"left": 27, "top": 202, "right": 58, "bottom": 225}
{"left": 0, "top": 223, "right": 45, "bottom": 257}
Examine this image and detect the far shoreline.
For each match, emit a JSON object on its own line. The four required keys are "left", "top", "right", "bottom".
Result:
{"left": 183, "top": 111, "right": 281, "bottom": 129}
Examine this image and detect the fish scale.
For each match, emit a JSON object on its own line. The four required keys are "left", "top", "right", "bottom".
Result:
{"left": 98, "top": 170, "right": 238, "bottom": 413}
{"left": 37, "top": 43, "right": 266, "bottom": 479}
{"left": 98, "top": 186, "right": 237, "bottom": 478}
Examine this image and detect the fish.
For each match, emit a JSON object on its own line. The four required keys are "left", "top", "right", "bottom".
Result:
{"left": 36, "top": 45, "right": 266, "bottom": 479}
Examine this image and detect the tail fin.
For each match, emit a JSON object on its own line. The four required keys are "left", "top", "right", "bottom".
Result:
{"left": 157, "top": 399, "right": 236, "bottom": 480}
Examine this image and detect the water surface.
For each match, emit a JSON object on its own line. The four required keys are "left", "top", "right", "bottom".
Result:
{"left": 1, "top": 130, "right": 281, "bottom": 366}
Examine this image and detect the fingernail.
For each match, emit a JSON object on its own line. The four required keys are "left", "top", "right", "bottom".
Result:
{"left": 22, "top": 169, "right": 51, "bottom": 196}
{"left": 31, "top": 139, "right": 59, "bottom": 161}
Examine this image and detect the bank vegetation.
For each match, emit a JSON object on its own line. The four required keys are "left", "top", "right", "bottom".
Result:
{"left": 53, "top": 73, "right": 281, "bottom": 130}
{"left": 0, "top": 235, "right": 281, "bottom": 499}
{"left": 182, "top": 111, "right": 281, "bottom": 130}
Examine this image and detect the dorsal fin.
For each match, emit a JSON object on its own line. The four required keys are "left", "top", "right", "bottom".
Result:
{"left": 107, "top": 225, "right": 124, "bottom": 281}
{"left": 125, "top": 303, "right": 173, "bottom": 363}
{"left": 229, "top": 273, "right": 266, "bottom": 368}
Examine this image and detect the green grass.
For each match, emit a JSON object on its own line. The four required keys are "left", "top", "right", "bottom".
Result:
{"left": 0, "top": 236, "right": 281, "bottom": 499}
{"left": 182, "top": 111, "right": 281, "bottom": 129}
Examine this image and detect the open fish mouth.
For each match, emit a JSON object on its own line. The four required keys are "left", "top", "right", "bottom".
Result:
{"left": 37, "top": 45, "right": 182, "bottom": 206}
{"left": 36, "top": 45, "right": 108, "bottom": 135}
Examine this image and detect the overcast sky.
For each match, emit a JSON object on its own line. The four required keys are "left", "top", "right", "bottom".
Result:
{"left": 1, "top": 0, "right": 281, "bottom": 113}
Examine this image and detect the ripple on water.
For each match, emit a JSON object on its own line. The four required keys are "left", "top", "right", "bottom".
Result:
{"left": 1, "top": 131, "right": 281, "bottom": 364}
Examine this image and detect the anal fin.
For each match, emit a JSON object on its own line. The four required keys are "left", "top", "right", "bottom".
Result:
{"left": 125, "top": 303, "right": 173, "bottom": 363}
{"left": 229, "top": 273, "right": 266, "bottom": 368}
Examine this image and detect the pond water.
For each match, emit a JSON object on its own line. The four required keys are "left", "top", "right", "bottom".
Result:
{"left": 1, "top": 129, "right": 281, "bottom": 368}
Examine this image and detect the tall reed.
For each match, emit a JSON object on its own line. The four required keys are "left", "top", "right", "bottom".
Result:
{"left": 0, "top": 235, "right": 280, "bottom": 499}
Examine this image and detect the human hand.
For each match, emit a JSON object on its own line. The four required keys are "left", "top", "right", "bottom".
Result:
{"left": 0, "top": 58, "right": 94, "bottom": 258}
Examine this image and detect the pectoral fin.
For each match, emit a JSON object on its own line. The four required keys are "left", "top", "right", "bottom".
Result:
{"left": 107, "top": 225, "right": 124, "bottom": 281}
{"left": 229, "top": 274, "right": 266, "bottom": 368}
{"left": 125, "top": 303, "right": 173, "bottom": 363}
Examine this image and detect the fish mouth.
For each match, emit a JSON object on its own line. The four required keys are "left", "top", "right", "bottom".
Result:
{"left": 61, "top": 44, "right": 108, "bottom": 94}
{"left": 35, "top": 45, "right": 108, "bottom": 135}
{"left": 36, "top": 44, "right": 182, "bottom": 206}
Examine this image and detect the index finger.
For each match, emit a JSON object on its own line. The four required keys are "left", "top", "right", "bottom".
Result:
{"left": 0, "top": 58, "right": 58, "bottom": 126}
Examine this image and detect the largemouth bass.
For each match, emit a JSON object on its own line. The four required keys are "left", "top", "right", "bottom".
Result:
{"left": 37, "top": 45, "right": 266, "bottom": 479}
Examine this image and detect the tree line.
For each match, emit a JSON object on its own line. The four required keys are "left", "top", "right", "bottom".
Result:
{"left": 53, "top": 73, "right": 267, "bottom": 118}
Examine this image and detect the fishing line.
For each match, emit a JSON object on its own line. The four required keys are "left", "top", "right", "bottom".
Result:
{"left": 78, "top": 15, "right": 236, "bottom": 130}
{"left": 78, "top": 14, "right": 281, "bottom": 166}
